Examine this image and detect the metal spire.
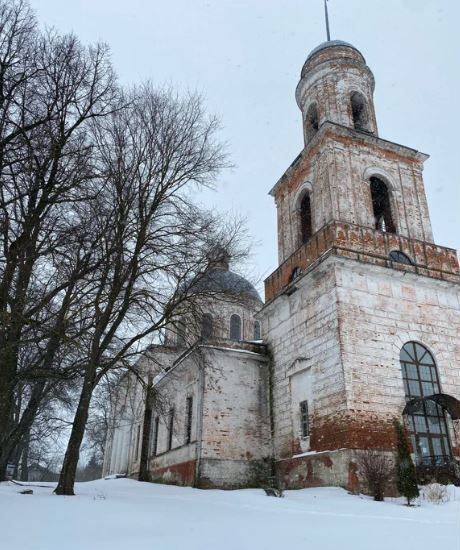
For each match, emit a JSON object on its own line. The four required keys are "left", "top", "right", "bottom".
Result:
{"left": 324, "top": 0, "right": 331, "bottom": 41}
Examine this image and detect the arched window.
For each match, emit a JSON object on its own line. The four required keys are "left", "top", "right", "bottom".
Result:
{"left": 389, "top": 250, "right": 414, "bottom": 265}
{"left": 289, "top": 266, "right": 302, "bottom": 283}
{"left": 253, "top": 321, "right": 261, "bottom": 340}
{"left": 370, "top": 177, "right": 395, "bottom": 233}
{"left": 305, "top": 103, "right": 319, "bottom": 141}
{"left": 400, "top": 342, "right": 451, "bottom": 464}
{"left": 201, "top": 313, "right": 213, "bottom": 340}
{"left": 300, "top": 193, "right": 312, "bottom": 244}
{"left": 350, "top": 92, "right": 369, "bottom": 131}
{"left": 230, "top": 314, "right": 242, "bottom": 341}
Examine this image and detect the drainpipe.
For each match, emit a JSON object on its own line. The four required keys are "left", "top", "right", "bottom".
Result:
{"left": 194, "top": 361, "right": 206, "bottom": 487}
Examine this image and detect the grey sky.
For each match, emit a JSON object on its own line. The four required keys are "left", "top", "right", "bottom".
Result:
{"left": 31, "top": 0, "right": 460, "bottom": 293}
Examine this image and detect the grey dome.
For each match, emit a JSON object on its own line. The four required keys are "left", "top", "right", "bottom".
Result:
{"left": 190, "top": 268, "right": 262, "bottom": 303}
{"left": 306, "top": 40, "right": 360, "bottom": 61}
{"left": 301, "top": 40, "right": 365, "bottom": 77}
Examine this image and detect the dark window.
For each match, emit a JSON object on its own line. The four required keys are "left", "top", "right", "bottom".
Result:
{"left": 389, "top": 250, "right": 414, "bottom": 265}
{"left": 152, "top": 416, "right": 159, "bottom": 456}
{"left": 201, "top": 313, "right": 213, "bottom": 339}
{"left": 167, "top": 408, "right": 174, "bottom": 451}
{"left": 400, "top": 342, "right": 451, "bottom": 464}
{"left": 185, "top": 397, "right": 193, "bottom": 444}
{"left": 300, "top": 401, "right": 309, "bottom": 438}
{"left": 350, "top": 92, "right": 369, "bottom": 131}
{"left": 300, "top": 193, "right": 312, "bottom": 243}
{"left": 135, "top": 425, "right": 141, "bottom": 461}
{"left": 305, "top": 103, "right": 319, "bottom": 141}
{"left": 289, "top": 266, "right": 302, "bottom": 283}
{"left": 176, "top": 318, "right": 186, "bottom": 347}
{"left": 230, "top": 314, "right": 242, "bottom": 341}
{"left": 253, "top": 321, "right": 261, "bottom": 340}
{"left": 370, "top": 177, "right": 395, "bottom": 233}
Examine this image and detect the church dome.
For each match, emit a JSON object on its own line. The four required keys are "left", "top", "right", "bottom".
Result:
{"left": 183, "top": 246, "right": 262, "bottom": 303}
{"left": 190, "top": 267, "right": 262, "bottom": 303}
{"left": 301, "top": 40, "right": 366, "bottom": 77}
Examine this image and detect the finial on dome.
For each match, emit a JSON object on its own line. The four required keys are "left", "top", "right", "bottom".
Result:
{"left": 324, "top": 0, "right": 331, "bottom": 41}
{"left": 206, "top": 245, "right": 230, "bottom": 271}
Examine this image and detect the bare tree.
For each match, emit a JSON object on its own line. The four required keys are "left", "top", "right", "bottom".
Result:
{"left": 0, "top": 0, "right": 117, "bottom": 479}
{"left": 54, "top": 85, "right": 240, "bottom": 495}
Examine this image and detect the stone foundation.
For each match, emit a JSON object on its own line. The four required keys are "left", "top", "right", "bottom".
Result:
{"left": 277, "top": 449, "right": 355, "bottom": 491}
{"left": 198, "top": 458, "right": 271, "bottom": 489}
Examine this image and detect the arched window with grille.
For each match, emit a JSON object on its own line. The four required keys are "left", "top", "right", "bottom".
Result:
{"left": 400, "top": 342, "right": 451, "bottom": 464}
{"left": 230, "top": 314, "right": 242, "bottom": 341}
{"left": 370, "top": 177, "right": 395, "bottom": 233}
{"left": 201, "top": 313, "right": 213, "bottom": 340}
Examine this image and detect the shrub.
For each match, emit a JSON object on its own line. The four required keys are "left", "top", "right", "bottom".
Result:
{"left": 394, "top": 419, "right": 419, "bottom": 505}
{"left": 420, "top": 483, "right": 449, "bottom": 504}
{"left": 357, "top": 450, "right": 393, "bottom": 501}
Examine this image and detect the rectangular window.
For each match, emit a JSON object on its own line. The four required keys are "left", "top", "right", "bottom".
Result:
{"left": 152, "top": 416, "right": 159, "bottom": 456}
{"left": 168, "top": 408, "right": 174, "bottom": 451}
{"left": 300, "top": 401, "right": 309, "bottom": 438}
{"left": 185, "top": 397, "right": 193, "bottom": 444}
{"left": 135, "top": 424, "right": 141, "bottom": 461}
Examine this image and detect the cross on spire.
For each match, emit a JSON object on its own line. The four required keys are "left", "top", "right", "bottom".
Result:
{"left": 324, "top": 0, "right": 331, "bottom": 41}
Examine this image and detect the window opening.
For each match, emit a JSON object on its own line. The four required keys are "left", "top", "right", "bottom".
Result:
{"left": 230, "top": 314, "right": 242, "bottom": 341}
{"left": 300, "top": 193, "right": 312, "bottom": 243}
{"left": 389, "top": 250, "right": 414, "bottom": 265}
{"left": 167, "top": 408, "right": 174, "bottom": 451}
{"left": 400, "top": 342, "right": 451, "bottom": 465}
{"left": 253, "top": 321, "right": 261, "bottom": 340}
{"left": 201, "top": 313, "right": 213, "bottom": 339}
{"left": 152, "top": 416, "right": 159, "bottom": 456}
{"left": 176, "top": 318, "right": 186, "bottom": 347}
{"left": 305, "top": 103, "right": 319, "bottom": 141}
{"left": 289, "top": 267, "right": 302, "bottom": 283}
{"left": 370, "top": 177, "right": 395, "bottom": 233}
{"left": 351, "top": 92, "right": 369, "bottom": 131}
{"left": 135, "top": 425, "right": 141, "bottom": 461}
{"left": 300, "top": 401, "right": 309, "bottom": 438}
{"left": 185, "top": 397, "right": 193, "bottom": 444}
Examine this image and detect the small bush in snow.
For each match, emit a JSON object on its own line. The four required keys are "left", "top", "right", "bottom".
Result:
{"left": 420, "top": 483, "right": 450, "bottom": 504}
{"left": 357, "top": 450, "right": 393, "bottom": 501}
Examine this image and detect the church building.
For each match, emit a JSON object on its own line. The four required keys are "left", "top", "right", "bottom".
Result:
{"left": 103, "top": 39, "right": 460, "bottom": 492}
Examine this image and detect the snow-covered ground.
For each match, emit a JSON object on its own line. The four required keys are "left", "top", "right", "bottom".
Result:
{"left": 1, "top": 479, "right": 459, "bottom": 550}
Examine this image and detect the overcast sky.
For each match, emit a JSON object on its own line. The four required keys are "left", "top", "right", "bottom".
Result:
{"left": 31, "top": 0, "right": 460, "bottom": 293}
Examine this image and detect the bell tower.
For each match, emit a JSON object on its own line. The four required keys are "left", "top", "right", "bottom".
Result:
{"left": 297, "top": 40, "right": 378, "bottom": 145}
{"left": 261, "top": 39, "right": 460, "bottom": 491}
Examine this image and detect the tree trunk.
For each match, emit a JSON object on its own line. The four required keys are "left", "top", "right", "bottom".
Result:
{"left": 0, "top": 360, "right": 17, "bottom": 480}
{"left": 55, "top": 372, "right": 95, "bottom": 496}
{"left": 139, "top": 405, "right": 152, "bottom": 482}
{"left": 0, "top": 380, "right": 46, "bottom": 480}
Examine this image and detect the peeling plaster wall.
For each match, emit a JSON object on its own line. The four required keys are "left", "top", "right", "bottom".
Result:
{"left": 199, "top": 348, "right": 271, "bottom": 487}
{"left": 261, "top": 257, "right": 345, "bottom": 460}
{"left": 274, "top": 128, "right": 433, "bottom": 264}
{"left": 335, "top": 257, "right": 460, "bottom": 455}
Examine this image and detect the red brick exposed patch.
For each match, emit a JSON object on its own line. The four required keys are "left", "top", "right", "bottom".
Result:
{"left": 151, "top": 459, "right": 196, "bottom": 486}
{"left": 264, "top": 221, "right": 459, "bottom": 301}
{"left": 310, "top": 410, "right": 398, "bottom": 451}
